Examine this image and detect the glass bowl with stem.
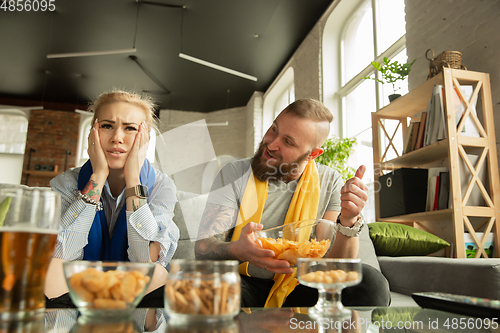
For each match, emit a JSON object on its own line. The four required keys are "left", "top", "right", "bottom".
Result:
{"left": 297, "top": 258, "right": 362, "bottom": 319}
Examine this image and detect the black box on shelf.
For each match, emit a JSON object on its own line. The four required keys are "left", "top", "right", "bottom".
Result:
{"left": 379, "top": 168, "right": 428, "bottom": 218}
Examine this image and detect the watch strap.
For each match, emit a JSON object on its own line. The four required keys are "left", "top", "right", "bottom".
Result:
{"left": 336, "top": 214, "right": 364, "bottom": 237}
{"left": 125, "top": 185, "right": 149, "bottom": 199}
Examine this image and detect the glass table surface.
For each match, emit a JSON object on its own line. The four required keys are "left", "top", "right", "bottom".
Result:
{"left": 1, "top": 306, "right": 499, "bottom": 333}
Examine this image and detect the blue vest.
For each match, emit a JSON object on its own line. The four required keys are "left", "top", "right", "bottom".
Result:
{"left": 77, "top": 159, "right": 155, "bottom": 261}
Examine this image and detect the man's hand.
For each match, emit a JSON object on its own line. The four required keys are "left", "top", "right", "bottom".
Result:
{"left": 232, "top": 222, "right": 294, "bottom": 275}
{"left": 339, "top": 165, "right": 368, "bottom": 226}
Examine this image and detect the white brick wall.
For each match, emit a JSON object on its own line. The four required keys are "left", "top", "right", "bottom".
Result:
{"left": 290, "top": 23, "right": 323, "bottom": 101}
{"left": 405, "top": 0, "right": 500, "bottom": 152}
{"left": 245, "top": 92, "right": 264, "bottom": 157}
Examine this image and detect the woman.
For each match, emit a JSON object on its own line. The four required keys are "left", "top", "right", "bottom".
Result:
{"left": 45, "top": 90, "right": 179, "bottom": 305}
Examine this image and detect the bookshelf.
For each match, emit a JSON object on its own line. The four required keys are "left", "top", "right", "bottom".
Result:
{"left": 22, "top": 170, "right": 62, "bottom": 177}
{"left": 372, "top": 69, "right": 500, "bottom": 258}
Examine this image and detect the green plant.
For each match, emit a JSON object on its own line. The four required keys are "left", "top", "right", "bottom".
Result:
{"left": 316, "top": 136, "right": 357, "bottom": 181}
{"left": 363, "top": 57, "right": 416, "bottom": 94}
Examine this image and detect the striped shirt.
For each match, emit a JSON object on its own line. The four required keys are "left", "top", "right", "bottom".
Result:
{"left": 44, "top": 308, "right": 166, "bottom": 332}
{"left": 50, "top": 167, "right": 179, "bottom": 268}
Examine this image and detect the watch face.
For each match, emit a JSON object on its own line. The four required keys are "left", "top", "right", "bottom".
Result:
{"left": 137, "top": 185, "right": 149, "bottom": 198}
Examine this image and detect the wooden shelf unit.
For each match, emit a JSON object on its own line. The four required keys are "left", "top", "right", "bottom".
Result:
{"left": 23, "top": 170, "right": 62, "bottom": 177}
{"left": 372, "top": 69, "right": 500, "bottom": 258}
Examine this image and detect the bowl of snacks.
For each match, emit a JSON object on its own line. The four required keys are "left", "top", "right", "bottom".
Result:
{"left": 63, "top": 261, "right": 155, "bottom": 318}
{"left": 165, "top": 260, "right": 240, "bottom": 324}
{"left": 297, "top": 258, "right": 362, "bottom": 318}
{"left": 255, "top": 219, "right": 336, "bottom": 266}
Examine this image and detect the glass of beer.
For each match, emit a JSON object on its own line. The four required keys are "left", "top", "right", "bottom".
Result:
{"left": 0, "top": 186, "right": 60, "bottom": 321}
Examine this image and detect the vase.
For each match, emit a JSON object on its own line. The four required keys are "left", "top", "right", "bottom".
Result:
{"left": 388, "top": 94, "right": 401, "bottom": 102}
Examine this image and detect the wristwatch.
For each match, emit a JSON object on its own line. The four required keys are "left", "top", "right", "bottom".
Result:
{"left": 336, "top": 214, "right": 364, "bottom": 237}
{"left": 125, "top": 185, "right": 149, "bottom": 199}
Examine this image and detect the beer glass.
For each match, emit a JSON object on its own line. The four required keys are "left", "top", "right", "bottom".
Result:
{"left": 0, "top": 187, "right": 61, "bottom": 321}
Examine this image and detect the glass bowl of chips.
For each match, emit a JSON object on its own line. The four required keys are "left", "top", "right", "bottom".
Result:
{"left": 165, "top": 260, "right": 241, "bottom": 324}
{"left": 63, "top": 261, "right": 155, "bottom": 319}
{"left": 255, "top": 219, "right": 336, "bottom": 266}
{"left": 297, "top": 258, "right": 362, "bottom": 319}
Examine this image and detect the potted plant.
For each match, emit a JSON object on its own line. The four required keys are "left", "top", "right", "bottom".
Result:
{"left": 363, "top": 57, "right": 416, "bottom": 102}
{"left": 316, "top": 136, "right": 357, "bottom": 181}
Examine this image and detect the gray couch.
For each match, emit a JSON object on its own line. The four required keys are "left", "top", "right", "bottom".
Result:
{"left": 173, "top": 190, "right": 500, "bottom": 307}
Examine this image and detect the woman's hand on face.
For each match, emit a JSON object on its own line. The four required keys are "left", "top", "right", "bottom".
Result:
{"left": 124, "top": 122, "right": 149, "bottom": 185}
{"left": 87, "top": 119, "right": 109, "bottom": 179}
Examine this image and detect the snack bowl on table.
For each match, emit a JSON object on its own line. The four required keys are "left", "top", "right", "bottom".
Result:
{"left": 63, "top": 261, "right": 155, "bottom": 319}
{"left": 255, "top": 219, "right": 336, "bottom": 266}
{"left": 165, "top": 260, "right": 241, "bottom": 324}
{"left": 297, "top": 258, "right": 362, "bottom": 319}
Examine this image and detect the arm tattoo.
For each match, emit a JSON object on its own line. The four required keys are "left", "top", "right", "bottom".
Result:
{"left": 82, "top": 179, "right": 100, "bottom": 201}
{"left": 195, "top": 204, "right": 239, "bottom": 260}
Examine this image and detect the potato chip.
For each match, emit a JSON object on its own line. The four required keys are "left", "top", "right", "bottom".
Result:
{"left": 68, "top": 268, "right": 149, "bottom": 309}
{"left": 258, "top": 237, "right": 330, "bottom": 265}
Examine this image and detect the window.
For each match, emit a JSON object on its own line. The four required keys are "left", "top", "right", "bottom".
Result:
{"left": 338, "top": 0, "right": 407, "bottom": 222}
{"left": 274, "top": 84, "right": 295, "bottom": 119}
{"left": 0, "top": 110, "right": 29, "bottom": 184}
{"left": 0, "top": 112, "right": 28, "bottom": 154}
{"left": 262, "top": 67, "right": 295, "bottom": 150}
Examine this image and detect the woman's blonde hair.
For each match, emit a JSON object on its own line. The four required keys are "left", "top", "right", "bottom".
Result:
{"left": 88, "top": 90, "right": 158, "bottom": 131}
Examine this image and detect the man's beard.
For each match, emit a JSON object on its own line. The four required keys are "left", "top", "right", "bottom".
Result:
{"left": 251, "top": 141, "right": 311, "bottom": 182}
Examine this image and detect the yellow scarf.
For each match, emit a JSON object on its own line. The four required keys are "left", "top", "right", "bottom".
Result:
{"left": 230, "top": 160, "right": 320, "bottom": 307}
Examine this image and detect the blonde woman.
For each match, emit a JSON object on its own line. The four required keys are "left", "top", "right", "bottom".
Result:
{"left": 45, "top": 90, "right": 178, "bottom": 307}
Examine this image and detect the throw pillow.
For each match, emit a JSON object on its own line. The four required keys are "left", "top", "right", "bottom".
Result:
{"left": 368, "top": 222, "right": 450, "bottom": 256}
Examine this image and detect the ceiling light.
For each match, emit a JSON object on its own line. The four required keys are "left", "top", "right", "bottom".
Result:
{"left": 179, "top": 53, "right": 257, "bottom": 81}
{"left": 0, "top": 106, "right": 43, "bottom": 111}
{"left": 47, "top": 48, "right": 137, "bottom": 59}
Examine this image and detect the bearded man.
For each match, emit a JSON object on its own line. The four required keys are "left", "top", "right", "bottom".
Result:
{"left": 195, "top": 98, "right": 390, "bottom": 308}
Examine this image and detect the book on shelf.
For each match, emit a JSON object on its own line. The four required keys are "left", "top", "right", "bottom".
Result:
{"left": 414, "top": 111, "right": 427, "bottom": 150}
{"left": 423, "top": 85, "right": 446, "bottom": 147}
{"left": 402, "top": 85, "right": 480, "bottom": 155}
{"left": 426, "top": 167, "right": 448, "bottom": 211}
{"left": 429, "top": 85, "right": 446, "bottom": 145}
{"left": 436, "top": 86, "right": 447, "bottom": 141}
{"left": 403, "top": 121, "right": 417, "bottom": 154}
{"left": 437, "top": 171, "right": 450, "bottom": 210}
{"left": 409, "top": 121, "right": 420, "bottom": 153}
{"left": 404, "top": 112, "right": 426, "bottom": 154}
{"left": 423, "top": 92, "right": 435, "bottom": 147}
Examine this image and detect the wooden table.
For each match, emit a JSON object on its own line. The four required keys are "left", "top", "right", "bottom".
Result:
{"left": 3, "top": 306, "right": 498, "bottom": 332}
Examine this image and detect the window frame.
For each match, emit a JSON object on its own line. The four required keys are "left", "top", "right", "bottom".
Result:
{"left": 334, "top": 0, "right": 407, "bottom": 222}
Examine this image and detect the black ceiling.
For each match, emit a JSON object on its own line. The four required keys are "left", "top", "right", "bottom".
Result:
{"left": 0, "top": 0, "right": 333, "bottom": 113}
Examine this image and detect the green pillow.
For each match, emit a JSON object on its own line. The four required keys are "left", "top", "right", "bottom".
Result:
{"left": 368, "top": 222, "right": 450, "bottom": 256}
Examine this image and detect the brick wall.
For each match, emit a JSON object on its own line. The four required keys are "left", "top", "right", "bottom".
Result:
{"left": 245, "top": 92, "right": 264, "bottom": 157}
{"left": 22, "top": 110, "right": 80, "bottom": 187}
{"left": 405, "top": 0, "right": 500, "bottom": 146}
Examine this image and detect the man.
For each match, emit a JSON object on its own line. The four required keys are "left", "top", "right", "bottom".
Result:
{"left": 195, "top": 98, "right": 390, "bottom": 307}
